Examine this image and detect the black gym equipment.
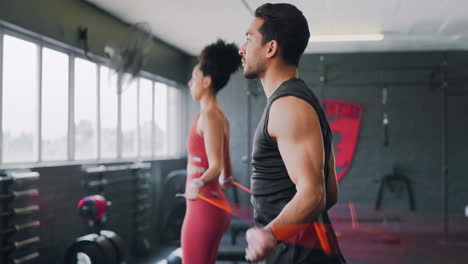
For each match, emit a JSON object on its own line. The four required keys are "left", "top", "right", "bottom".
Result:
{"left": 136, "top": 183, "right": 150, "bottom": 192}
{"left": 1, "top": 170, "right": 42, "bottom": 264}
{"left": 106, "top": 203, "right": 151, "bottom": 218}
{"left": 160, "top": 170, "right": 187, "bottom": 244}
{"left": 136, "top": 193, "right": 149, "bottom": 201}
{"left": 131, "top": 167, "right": 152, "bottom": 257}
{"left": 100, "top": 230, "right": 127, "bottom": 262}
{"left": 164, "top": 255, "right": 181, "bottom": 264}
{"left": 229, "top": 219, "right": 251, "bottom": 245}
{"left": 157, "top": 248, "right": 182, "bottom": 264}
{"left": 73, "top": 162, "right": 152, "bottom": 264}
{"left": 135, "top": 224, "right": 150, "bottom": 232}
{"left": 65, "top": 233, "right": 119, "bottom": 264}
{"left": 65, "top": 230, "right": 127, "bottom": 264}
{"left": 65, "top": 195, "right": 127, "bottom": 264}
{"left": 375, "top": 167, "right": 416, "bottom": 211}
{"left": 82, "top": 162, "right": 152, "bottom": 256}
{"left": 217, "top": 247, "right": 248, "bottom": 261}
{"left": 157, "top": 247, "right": 247, "bottom": 264}
{"left": 161, "top": 202, "right": 185, "bottom": 243}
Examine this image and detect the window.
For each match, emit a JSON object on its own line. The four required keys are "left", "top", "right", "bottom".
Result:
{"left": 74, "top": 58, "right": 98, "bottom": 160}
{"left": 154, "top": 81, "right": 168, "bottom": 156}
{"left": 139, "top": 78, "right": 153, "bottom": 158}
{"left": 121, "top": 76, "right": 138, "bottom": 158}
{"left": 1, "top": 30, "right": 185, "bottom": 164}
{"left": 41, "top": 47, "right": 69, "bottom": 161}
{"left": 167, "top": 85, "right": 183, "bottom": 156}
{"left": 2, "top": 35, "right": 39, "bottom": 163}
{"left": 99, "top": 66, "right": 118, "bottom": 159}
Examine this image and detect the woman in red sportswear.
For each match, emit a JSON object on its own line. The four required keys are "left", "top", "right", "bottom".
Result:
{"left": 181, "top": 39, "right": 241, "bottom": 264}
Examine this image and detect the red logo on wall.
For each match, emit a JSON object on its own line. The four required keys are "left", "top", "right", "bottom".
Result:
{"left": 321, "top": 99, "right": 363, "bottom": 181}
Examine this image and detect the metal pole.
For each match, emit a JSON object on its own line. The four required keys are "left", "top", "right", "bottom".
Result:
{"left": 97, "top": 65, "right": 101, "bottom": 159}
{"left": 0, "top": 30, "right": 4, "bottom": 164}
{"left": 441, "top": 60, "right": 449, "bottom": 235}
{"left": 151, "top": 81, "right": 155, "bottom": 158}
{"left": 37, "top": 45, "right": 42, "bottom": 162}
{"left": 117, "top": 75, "right": 122, "bottom": 159}
{"left": 137, "top": 78, "right": 141, "bottom": 158}
{"left": 68, "top": 55, "right": 75, "bottom": 161}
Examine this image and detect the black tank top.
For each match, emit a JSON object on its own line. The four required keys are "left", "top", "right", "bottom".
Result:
{"left": 251, "top": 78, "right": 332, "bottom": 224}
{"left": 251, "top": 78, "right": 345, "bottom": 262}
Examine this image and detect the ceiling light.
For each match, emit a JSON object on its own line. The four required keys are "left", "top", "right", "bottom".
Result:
{"left": 309, "top": 34, "right": 384, "bottom": 42}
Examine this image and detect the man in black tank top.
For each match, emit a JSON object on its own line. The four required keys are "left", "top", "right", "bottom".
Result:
{"left": 238, "top": 3, "right": 346, "bottom": 263}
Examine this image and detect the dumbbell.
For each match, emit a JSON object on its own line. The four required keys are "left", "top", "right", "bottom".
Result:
{"left": 0, "top": 220, "right": 40, "bottom": 236}
{"left": 0, "top": 205, "right": 40, "bottom": 217}
{"left": 0, "top": 189, "right": 39, "bottom": 201}
{"left": 136, "top": 183, "right": 150, "bottom": 192}
{"left": 11, "top": 252, "right": 40, "bottom": 264}
{"left": 0, "top": 172, "right": 39, "bottom": 183}
{"left": 0, "top": 236, "right": 40, "bottom": 252}
{"left": 132, "top": 204, "right": 152, "bottom": 257}
{"left": 77, "top": 195, "right": 108, "bottom": 222}
{"left": 86, "top": 176, "right": 136, "bottom": 188}
{"left": 84, "top": 163, "right": 150, "bottom": 174}
{"left": 135, "top": 203, "right": 151, "bottom": 212}
{"left": 136, "top": 193, "right": 150, "bottom": 202}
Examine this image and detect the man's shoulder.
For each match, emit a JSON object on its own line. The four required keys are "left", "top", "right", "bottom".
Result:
{"left": 269, "top": 96, "right": 319, "bottom": 133}
{"left": 270, "top": 94, "right": 314, "bottom": 116}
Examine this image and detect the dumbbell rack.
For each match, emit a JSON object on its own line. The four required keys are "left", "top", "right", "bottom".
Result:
{"left": 82, "top": 162, "right": 152, "bottom": 256}
{"left": 0, "top": 171, "right": 41, "bottom": 264}
{"left": 131, "top": 164, "right": 151, "bottom": 256}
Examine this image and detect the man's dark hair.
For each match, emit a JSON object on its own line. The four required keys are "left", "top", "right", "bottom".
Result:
{"left": 199, "top": 39, "right": 241, "bottom": 94}
{"left": 255, "top": 3, "right": 310, "bottom": 66}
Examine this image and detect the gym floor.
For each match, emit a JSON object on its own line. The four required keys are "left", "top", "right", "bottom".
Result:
{"left": 144, "top": 203, "right": 468, "bottom": 264}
